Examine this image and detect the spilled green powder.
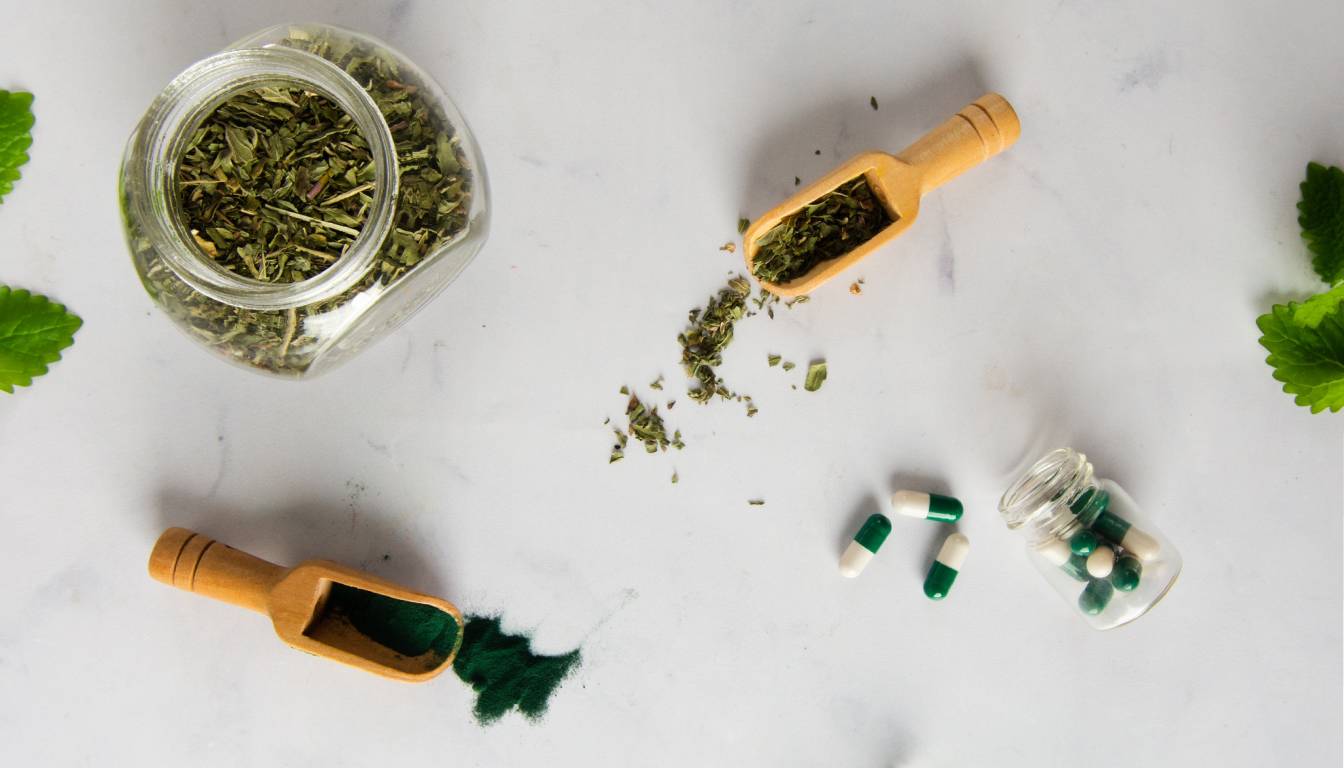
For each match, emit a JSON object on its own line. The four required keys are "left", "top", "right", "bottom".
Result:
{"left": 326, "top": 583, "right": 458, "bottom": 659}
{"left": 453, "top": 616, "right": 581, "bottom": 724}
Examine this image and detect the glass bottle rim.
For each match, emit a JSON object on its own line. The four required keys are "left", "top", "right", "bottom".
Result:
{"left": 999, "top": 447, "right": 1095, "bottom": 533}
{"left": 128, "top": 46, "right": 399, "bottom": 311}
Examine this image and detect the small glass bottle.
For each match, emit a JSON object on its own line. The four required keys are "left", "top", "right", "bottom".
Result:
{"left": 120, "top": 23, "right": 489, "bottom": 378}
{"left": 999, "top": 448, "right": 1181, "bottom": 629}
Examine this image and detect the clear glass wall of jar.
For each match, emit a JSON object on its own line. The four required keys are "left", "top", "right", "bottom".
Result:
{"left": 999, "top": 448, "right": 1181, "bottom": 629}
{"left": 120, "top": 23, "right": 489, "bottom": 378}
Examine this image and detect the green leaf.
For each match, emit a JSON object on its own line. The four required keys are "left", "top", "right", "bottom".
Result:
{"left": 1298, "top": 162, "right": 1344, "bottom": 284}
{"left": 0, "top": 286, "right": 82, "bottom": 393}
{"left": 1293, "top": 282, "right": 1344, "bottom": 328}
{"left": 0, "top": 90, "right": 35, "bottom": 204}
{"left": 1257, "top": 300, "right": 1344, "bottom": 413}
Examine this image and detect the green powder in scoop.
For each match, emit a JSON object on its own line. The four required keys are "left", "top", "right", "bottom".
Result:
{"left": 322, "top": 587, "right": 579, "bottom": 724}
{"left": 325, "top": 583, "right": 459, "bottom": 659}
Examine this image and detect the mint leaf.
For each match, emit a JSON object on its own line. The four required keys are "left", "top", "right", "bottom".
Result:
{"left": 0, "top": 90, "right": 34, "bottom": 204}
{"left": 0, "top": 286, "right": 81, "bottom": 393}
{"left": 1298, "top": 162, "right": 1344, "bottom": 284}
{"left": 1293, "top": 282, "right": 1344, "bottom": 328}
{"left": 1258, "top": 300, "right": 1344, "bottom": 413}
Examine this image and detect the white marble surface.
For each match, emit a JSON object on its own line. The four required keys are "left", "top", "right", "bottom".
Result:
{"left": 1, "top": 1, "right": 1341, "bottom": 765}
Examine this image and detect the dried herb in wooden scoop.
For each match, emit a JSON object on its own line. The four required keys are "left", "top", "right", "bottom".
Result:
{"left": 744, "top": 92, "right": 1019, "bottom": 297}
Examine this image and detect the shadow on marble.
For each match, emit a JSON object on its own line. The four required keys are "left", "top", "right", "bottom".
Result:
{"left": 738, "top": 56, "right": 991, "bottom": 221}
{"left": 151, "top": 489, "right": 460, "bottom": 602}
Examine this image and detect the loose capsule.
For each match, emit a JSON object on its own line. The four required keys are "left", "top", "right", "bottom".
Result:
{"left": 891, "top": 490, "right": 963, "bottom": 523}
{"left": 1093, "top": 510, "right": 1161, "bottom": 562}
{"left": 1111, "top": 554, "right": 1142, "bottom": 591}
{"left": 839, "top": 513, "right": 892, "bottom": 578}
{"left": 1086, "top": 545, "right": 1115, "bottom": 578}
{"left": 1078, "top": 578, "right": 1114, "bottom": 615}
{"left": 1070, "top": 530, "right": 1100, "bottom": 556}
{"left": 923, "top": 533, "right": 969, "bottom": 600}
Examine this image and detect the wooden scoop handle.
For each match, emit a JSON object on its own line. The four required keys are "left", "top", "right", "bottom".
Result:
{"left": 148, "top": 527, "right": 285, "bottom": 615}
{"left": 896, "top": 93, "right": 1020, "bottom": 194}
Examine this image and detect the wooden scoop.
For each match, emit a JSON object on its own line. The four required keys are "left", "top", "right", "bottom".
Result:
{"left": 148, "top": 527, "right": 463, "bottom": 682}
{"left": 744, "top": 93, "right": 1020, "bottom": 297}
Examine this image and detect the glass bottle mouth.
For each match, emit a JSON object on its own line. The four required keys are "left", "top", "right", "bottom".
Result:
{"left": 999, "top": 447, "right": 1095, "bottom": 539}
{"left": 128, "top": 46, "right": 399, "bottom": 311}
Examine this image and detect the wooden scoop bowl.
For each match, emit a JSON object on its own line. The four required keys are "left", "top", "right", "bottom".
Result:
{"left": 744, "top": 93, "right": 1020, "bottom": 297}
{"left": 148, "top": 527, "right": 463, "bottom": 682}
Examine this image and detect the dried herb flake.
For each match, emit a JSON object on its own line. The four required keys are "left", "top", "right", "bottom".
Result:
{"left": 804, "top": 361, "right": 828, "bottom": 392}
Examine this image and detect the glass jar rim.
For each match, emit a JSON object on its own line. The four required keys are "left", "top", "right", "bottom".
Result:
{"left": 999, "top": 447, "right": 1095, "bottom": 532}
{"left": 131, "top": 46, "right": 399, "bottom": 311}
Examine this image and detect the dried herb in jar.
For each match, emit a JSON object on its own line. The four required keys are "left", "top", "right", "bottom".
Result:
{"left": 178, "top": 87, "right": 374, "bottom": 284}
{"left": 142, "top": 28, "right": 474, "bottom": 374}
{"left": 750, "top": 176, "right": 891, "bottom": 285}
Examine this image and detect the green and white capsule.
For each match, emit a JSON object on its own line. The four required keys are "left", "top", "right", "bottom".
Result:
{"left": 1093, "top": 510, "right": 1161, "bottom": 563}
{"left": 1110, "top": 554, "right": 1142, "bottom": 591}
{"left": 840, "top": 513, "right": 892, "bottom": 578}
{"left": 1036, "top": 538, "right": 1089, "bottom": 581}
{"left": 1086, "top": 544, "right": 1115, "bottom": 578}
{"left": 1078, "top": 578, "right": 1115, "bottom": 615}
{"left": 1070, "top": 529, "right": 1100, "bottom": 556}
{"left": 923, "top": 532, "right": 969, "bottom": 600}
{"left": 891, "top": 490, "right": 963, "bottom": 522}
{"left": 1036, "top": 537, "right": 1072, "bottom": 566}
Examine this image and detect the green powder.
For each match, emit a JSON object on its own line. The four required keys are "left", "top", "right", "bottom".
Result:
{"left": 325, "top": 583, "right": 459, "bottom": 659}
{"left": 453, "top": 616, "right": 581, "bottom": 724}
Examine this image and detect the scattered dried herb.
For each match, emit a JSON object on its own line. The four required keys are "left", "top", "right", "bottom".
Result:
{"left": 804, "top": 360, "right": 828, "bottom": 392}
{"left": 679, "top": 276, "right": 752, "bottom": 403}
{"left": 748, "top": 499, "right": 765, "bottom": 506}
{"left": 782, "top": 361, "right": 796, "bottom": 371}
{"left": 850, "top": 281, "right": 862, "bottom": 295}
{"left": 870, "top": 96, "right": 879, "bottom": 110}
{"left": 767, "top": 354, "right": 781, "bottom": 367}
{"left": 627, "top": 392, "right": 675, "bottom": 453}
{"left": 750, "top": 176, "right": 891, "bottom": 285}
{"left": 649, "top": 376, "right": 663, "bottom": 390}
{"left": 178, "top": 87, "right": 373, "bottom": 283}
{"left": 794, "top": 176, "right": 801, "bottom": 186}
{"left": 671, "top": 471, "right": 678, "bottom": 484}
{"left": 719, "top": 241, "right": 736, "bottom": 253}
{"left": 737, "top": 217, "right": 750, "bottom": 234}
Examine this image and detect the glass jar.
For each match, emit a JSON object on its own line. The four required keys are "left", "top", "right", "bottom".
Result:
{"left": 120, "top": 23, "right": 489, "bottom": 378}
{"left": 999, "top": 448, "right": 1181, "bottom": 629}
